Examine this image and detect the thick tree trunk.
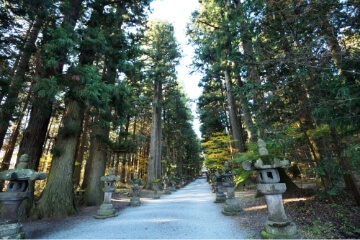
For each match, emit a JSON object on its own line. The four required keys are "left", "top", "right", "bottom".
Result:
{"left": 83, "top": 115, "right": 110, "bottom": 206}
{"left": 16, "top": 0, "right": 84, "bottom": 217}
{"left": 147, "top": 79, "right": 162, "bottom": 188}
{"left": 234, "top": 75, "right": 257, "bottom": 143}
{"left": 120, "top": 116, "right": 130, "bottom": 183}
{"left": 73, "top": 110, "right": 90, "bottom": 189}
{"left": 278, "top": 168, "right": 299, "bottom": 191}
{"left": 330, "top": 127, "right": 360, "bottom": 206}
{"left": 14, "top": 99, "right": 52, "bottom": 217}
{"left": 34, "top": 99, "right": 84, "bottom": 218}
{"left": 224, "top": 70, "right": 245, "bottom": 152}
{"left": 242, "top": 38, "right": 264, "bottom": 139}
{"left": 81, "top": 116, "right": 94, "bottom": 191}
{"left": 218, "top": 82, "right": 231, "bottom": 134}
{"left": 318, "top": 17, "right": 345, "bottom": 76}
{"left": 0, "top": 17, "right": 43, "bottom": 149}
{"left": 0, "top": 91, "right": 30, "bottom": 173}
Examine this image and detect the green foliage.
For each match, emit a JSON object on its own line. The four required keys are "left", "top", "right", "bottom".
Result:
{"left": 233, "top": 169, "right": 252, "bottom": 189}
{"left": 57, "top": 125, "right": 81, "bottom": 138}
{"left": 67, "top": 65, "right": 111, "bottom": 109}
{"left": 32, "top": 76, "right": 59, "bottom": 101}
{"left": 42, "top": 25, "right": 78, "bottom": 67}
{"left": 315, "top": 157, "right": 346, "bottom": 197}
{"left": 344, "top": 144, "right": 360, "bottom": 172}
{"left": 202, "top": 132, "right": 236, "bottom": 170}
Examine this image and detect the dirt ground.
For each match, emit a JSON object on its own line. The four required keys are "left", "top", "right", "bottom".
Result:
{"left": 21, "top": 182, "right": 360, "bottom": 239}
{"left": 234, "top": 185, "right": 360, "bottom": 239}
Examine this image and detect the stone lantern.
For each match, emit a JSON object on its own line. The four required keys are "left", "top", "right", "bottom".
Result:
{"left": 181, "top": 178, "right": 186, "bottom": 187}
{"left": 222, "top": 162, "right": 242, "bottom": 216}
{"left": 162, "top": 176, "right": 171, "bottom": 194}
{"left": 214, "top": 172, "right": 226, "bottom": 203}
{"left": 152, "top": 180, "right": 160, "bottom": 199}
{"left": 129, "top": 174, "right": 142, "bottom": 207}
{"left": 0, "top": 154, "right": 46, "bottom": 239}
{"left": 242, "top": 139, "right": 299, "bottom": 239}
{"left": 94, "top": 168, "right": 119, "bottom": 219}
{"left": 170, "top": 179, "right": 176, "bottom": 192}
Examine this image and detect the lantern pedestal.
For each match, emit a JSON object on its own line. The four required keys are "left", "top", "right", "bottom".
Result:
{"left": 94, "top": 168, "right": 119, "bottom": 219}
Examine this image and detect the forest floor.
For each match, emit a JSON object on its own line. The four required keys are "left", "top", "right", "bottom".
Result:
{"left": 236, "top": 181, "right": 360, "bottom": 239}
{"left": 22, "top": 179, "right": 360, "bottom": 239}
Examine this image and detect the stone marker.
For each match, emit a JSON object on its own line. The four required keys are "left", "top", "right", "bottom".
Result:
{"left": 170, "top": 179, "right": 176, "bottom": 192}
{"left": 129, "top": 174, "right": 142, "bottom": 206}
{"left": 222, "top": 162, "right": 242, "bottom": 216}
{"left": 214, "top": 172, "right": 226, "bottom": 203}
{"left": 0, "top": 154, "right": 46, "bottom": 239}
{"left": 94, "top": 168, "right": 119, "bottom": 219}
{"left": 175, "top": 178, "right": 181, "bottom": 189}
{"left": 242, "top": 139, "right": 300, "bottom": 239}
{"left": 162, "top": 176, "right": 171, "bottom": 194}
{"left": 152, "top": 180, "right": 160, "bottom": 199}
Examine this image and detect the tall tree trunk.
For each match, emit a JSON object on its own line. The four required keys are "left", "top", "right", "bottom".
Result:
{"left": 234, "top": 74, "right": 256, "bottom": 143}
{"left": 0, "top": 17, "right": 43, "bottom": 149}
{"left": 16, "top": 0, "right": 84, "bottom": 217}
{"left": 0, "top": 91, "right": 31, "bottom": 172}
{"left": 73, "top": 110, "right": 90, "bottom": 189}
{"left": 120, "top": 115, "right": 131, "bottom": 183}
{"left": 34, "top": 99, "right": 84, "bottom": 218}
{"left": 219, "top": 81, "right": 231, "bottom": 134}
{"left": 318, "top": 17, "right": 346, "bottom": 77}
{"left": 81, "top": 116, "right": 94, "bottom": 191}
{"left": 224, "top": 69, "right": 245, "bottom": 152}
{"left": 233, "top": 0, "right": 263, "bottom": 139}
{"left": 330, "top": 127, "right": 360, "bottom": 206}
{"left": 83, "top": 114, "right": 110, "bottom": 206}
{"left": 147, "top": 79, "right": 162, "bottom": 188}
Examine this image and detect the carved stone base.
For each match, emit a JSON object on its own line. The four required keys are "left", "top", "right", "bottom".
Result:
{"left": 0, "top": 222, "right": 25, "bottom": 239}
{"left": 214, "top": 192, "right": 226, "bottom": 203}
{"left": 129, "top": 196, "right": 141, "bottom": 206}
{"left": 93, "top": 203, "right": 117, "bottom": 219}
{"left": 261, "top": 220, "right": 300, "bottom": 239}
{"left": 222, "top": 198, "right": 242, "bottom": 216}
{"left": 163, "top": 189, "right": 171, "bottom": 194}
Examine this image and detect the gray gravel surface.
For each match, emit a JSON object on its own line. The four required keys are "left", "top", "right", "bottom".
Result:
{"left": 24, "top": 178, "right": 251, "bottom": 239}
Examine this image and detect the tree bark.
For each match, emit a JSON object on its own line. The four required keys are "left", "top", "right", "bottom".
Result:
{"left": 120, "top": 115, "right": 131, "bottom": 183}
{"left": 73, "top": 110, "right": 90, "bottom": 189}
{"left": 147, "top": 79, "right": 162, "bottom": 188}
{"left": 81, "top": 116, "right": 94, "bottom": 191}
{"left": 234, "top": 74, "right": 257, "bottom": 143}
{"left": 16, "top": 0, "right": 84, "bottom": 217}
{"left": 34, "top": 99, "right": 84, "bottom": 218}
{"left": 82, "top": 114, "right": 110, "bottom": 206}
{"left": 0, "top": 91, "right": 31, "bottom": 173}
{"left": 330, "top": 127, "right": 360, "bottom": 206}
{"left": 224, "top": 69, "right": 245, "bottom": 152}
{"left": 234, "top": 1, "right": 263, "bottom": 139}
{"left": 279, "top": 168, "right": 299, "bottom": 191}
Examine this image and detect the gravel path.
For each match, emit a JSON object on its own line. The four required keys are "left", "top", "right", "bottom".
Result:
{"left": 25, "top": 178, "right": 250, "bottom": 239}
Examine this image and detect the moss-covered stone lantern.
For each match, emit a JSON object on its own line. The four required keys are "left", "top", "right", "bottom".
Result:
{"left": 94, "top": 168, "right": 119, "bottom": 219}
{"left": 152, "top": 179, "right": 160, "bottom": 199}
{"left": 214, "top": 172, "right": 226, "bottom": 203}
{"left": 129, "top": 174, "right": 142, "bottom": 206}
{"left": 222, "top": 162, "right": 242, "bottom": 216}
{"left": 162, "top": 175, "right": 171, "bottom": 194}
{"left": 242, "top": 139, "right": 299, "bottom": 239}
{"left": 0, "top": 154, "right": 46, "bottom": 239}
